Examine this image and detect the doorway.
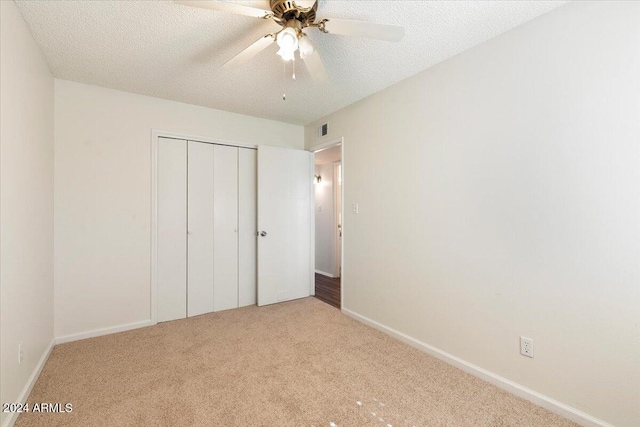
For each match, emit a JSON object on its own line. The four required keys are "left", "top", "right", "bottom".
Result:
{"left": 312, "top": 140, "right": 342, "bottom": 309}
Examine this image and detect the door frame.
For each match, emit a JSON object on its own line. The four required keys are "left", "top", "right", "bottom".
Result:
{"left": 309, "top": 137, "right": 345, "bottom": 310}
{"left": 333, "top": 161, "right": 342, "bottom": 278}
{"left": 150, "top": 129, "right": 257, "bottom": 324}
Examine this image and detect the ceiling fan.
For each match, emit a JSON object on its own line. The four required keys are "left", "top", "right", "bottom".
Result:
{"left": 174, "top": 1, "right": 405, "bottom": 82}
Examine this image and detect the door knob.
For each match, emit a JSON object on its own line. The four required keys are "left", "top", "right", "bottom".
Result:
{"left": 260, "top": 231, "right": 267, "bottom": 237}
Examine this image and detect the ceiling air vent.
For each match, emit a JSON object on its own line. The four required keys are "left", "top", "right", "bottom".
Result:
{"left": 317, "top": 122, "right": 328, "bottom": 139}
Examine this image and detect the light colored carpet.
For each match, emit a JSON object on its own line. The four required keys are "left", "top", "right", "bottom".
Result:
{"left": 17, "top": 298, "right": 576, "bottom": 427}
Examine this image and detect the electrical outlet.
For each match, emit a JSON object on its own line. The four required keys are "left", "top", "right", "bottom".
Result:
{"left": 352, "top": 203, "right": 359, "bottom": 214}
{"left": 520, "top": 336, "right": 534, "bottom": 358}
{"left": 18, "top": 343, "right": 24, "bottom": 364}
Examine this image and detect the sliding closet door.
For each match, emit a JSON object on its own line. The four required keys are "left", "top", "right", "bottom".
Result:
{"left": 238, "top": 148, "right": 257, "bottom": 307}
{"left": 157, "top": 137, "right": 187, "bottom": 322}
{"left": 213, "top": 145, "right": 239, "bottom": 311}
{"left": 187, "top": 141, "right": 215, "bottom": 317}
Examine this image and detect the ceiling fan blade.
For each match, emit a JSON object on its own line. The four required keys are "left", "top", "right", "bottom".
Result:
{"left": 223, "top": 34, "right": 275, "bottom": 69}
{"left": 303, "top": 50, "right": 328, "bottom": 83}
{"left": 173, "top": 1, "right": 272, "bottom": 19}
{"left": 321, "top": 18, "right": 404, "bottom": 42}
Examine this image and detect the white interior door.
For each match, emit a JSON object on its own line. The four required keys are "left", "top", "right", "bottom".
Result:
{"left": 257, "top": 146, "right": 314, "bottom": 306}
{"left": 213, "top": 145, "right": 239, "bottom": 311}
{"left": 187, "top": 141, "right": 215, "bottom": 317}
{"left": 157, "top": 137, "right": 187, "bottom": 322}
{"left": 238, "top": 148, "right": 257, "bottom": 307}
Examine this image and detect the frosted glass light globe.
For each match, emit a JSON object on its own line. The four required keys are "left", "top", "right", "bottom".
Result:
{"left": 277, "top": 47, "right": 295, "bottom": 62}
{"left": 298, "top": 35, "right": 314, "bottom": 59}
{"left": 276, "top": 28, "right": 299, "bottom": 61}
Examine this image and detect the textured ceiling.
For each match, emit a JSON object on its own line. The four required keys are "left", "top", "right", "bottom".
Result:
{"left": 15, "top": 0, "right": 565, "bottom": 125}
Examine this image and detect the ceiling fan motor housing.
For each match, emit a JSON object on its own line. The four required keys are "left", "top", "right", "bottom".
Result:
{"left": 270, "top": 0, "right": 317, "bottom": 25}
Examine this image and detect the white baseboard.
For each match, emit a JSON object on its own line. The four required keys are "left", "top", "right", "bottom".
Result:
{"left": 315, "top": 269, "right": 335, "bottom": 278}
{"left": 55, "top": 319, "right": 154, "bottom": 345}
{"left": 341, "top": 308, "right": 612, "bottom": 427}
{"left": 2, "top": 338, "right": 55, "bottom": 427}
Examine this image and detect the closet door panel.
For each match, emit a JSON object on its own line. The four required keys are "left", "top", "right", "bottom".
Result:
{"left": 157, "top": 137, "right": 187, "bottom": 322}
{"left": 238, "top": 148, "right": 257, "bottom": 307}
{"left": 187, "top": 141, "right": 215, "bottom": 317}
{"left": 213, "top": 145, "right": 239, "bottom": 311}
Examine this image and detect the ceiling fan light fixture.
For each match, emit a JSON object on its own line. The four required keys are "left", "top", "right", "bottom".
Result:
{"left": 177, "top": 0, "right": 405, "bottom": 80}
{"left": 276, "top": 27, "right": 299, "bottom": 61}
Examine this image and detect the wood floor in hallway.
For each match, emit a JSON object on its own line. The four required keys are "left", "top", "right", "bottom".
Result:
{"left": 314, "top": 273, "right": 340, "bottom": 309}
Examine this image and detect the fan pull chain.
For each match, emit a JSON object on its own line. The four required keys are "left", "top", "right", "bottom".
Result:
{"left": 282, "top": 59, "right": 286, "bottom": 100}
{"left": 281, "top": 57, "right": 296, "bottom": 101}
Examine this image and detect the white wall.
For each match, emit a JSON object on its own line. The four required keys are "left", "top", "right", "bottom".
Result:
{"left": 0, "top": 1, "right": 55, "bottom": 426}
{"left": 54, "top": 80, "right": 304, "bottom": 339}
{"left": 305, "top": 2, "right": 640, "bottom": 426}
{"left": 314, "top": 163, "right": 335, "bottom": 276}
